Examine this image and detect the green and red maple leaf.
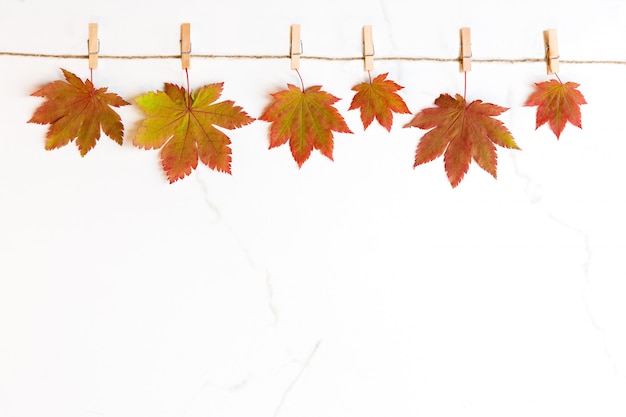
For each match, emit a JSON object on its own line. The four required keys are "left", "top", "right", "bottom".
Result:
{"left": 525, "top": 79, "right": 586, "bottom": 138}
{"left": 134, "top": 82, "right": 254, "bottom": 183}
{"left": 28, "top": 68, "right": 129, "bottom": 155}
{"left": 405, "top": 93, "right": 520, "bottom": 187}
{"left": 29, "top": 68, "right": 586, "bottom": 185}
{"left": 259, "top": 84, "right": 352, "bottom": 166}
{"left": 349, "top": 73, "right": 411, "bottom": 131}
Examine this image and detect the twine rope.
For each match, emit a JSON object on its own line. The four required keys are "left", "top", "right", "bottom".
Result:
{"left": 1, "top": 51, "right": 625, "bottom": 65}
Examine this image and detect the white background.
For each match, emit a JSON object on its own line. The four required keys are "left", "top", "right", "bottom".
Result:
{"left": 1, "top": 0, "right": 626, "bottom": 416}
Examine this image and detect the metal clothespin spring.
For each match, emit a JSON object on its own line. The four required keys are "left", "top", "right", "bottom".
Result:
{"left": 88, "top": 39, "right": 100, "bottom": 54}
{"left": 546, "top": 43, "right": 559, "bottom": 60}
{"left": 180, "top": 40, "right": 192, "bottom": 55}
{"left": 460, "top": 43, "right": 472, "bottom": 59}
{"left": 291, "top": 40, "right": 303, "bottom": 56}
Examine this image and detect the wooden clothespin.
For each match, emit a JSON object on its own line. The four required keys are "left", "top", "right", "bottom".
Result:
{"left": 180, "top": 23, "right": 191, "bottom": 69}
{"left": 459, "top": 27, "right": 471, "bottom": 72}
{"left": 290, "top": 24, "right": 302, "bottom": 70}
{"left": 363, "top": 25, "right": 374, "bottom": 72}
{"left": 544, "top": 29, "right": 559, "bottom": 74}
{"left": 88, "top": 23, "right": 98, "bottom": 69}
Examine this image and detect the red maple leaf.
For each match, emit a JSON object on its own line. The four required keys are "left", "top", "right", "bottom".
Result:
{"left": 259, "top": 84, "right": 352, "bottom": 167}
{"left": 349, "top": 73, "right": 411, "bottom": 131}
{"left": 28, "top": 68, "right": 129, "bottom": 156}
{"left": 134, "top": 82, "right": 254, "bottom": 183}
{"left": 525, "top": 79, "right": 586, "bottom": 138}
{"left": 405, "top": 93, "right": 520, "bottom": 187}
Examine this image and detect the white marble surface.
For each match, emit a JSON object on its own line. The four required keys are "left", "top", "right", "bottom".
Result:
{"left": 1, "top": 0, "right": 625, "bottom": 416}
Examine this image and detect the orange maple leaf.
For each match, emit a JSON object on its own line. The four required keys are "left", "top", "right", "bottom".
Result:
{"left": 525, "top": 79, "right": 586, "bottom": 138}
{"left": 349, "top": 73, "right": 411, "bottom": 131}
{"left": 28, "top": 68, "right": 129, "bottom": 156}
{"left": 259, "top": 84, "right": 352, "bottom": 167}
{"left": 134, "top": 83, "right": 254, "bottom": 183}
{"left": 405, "top": 93, "right": 520, "bottom": 187}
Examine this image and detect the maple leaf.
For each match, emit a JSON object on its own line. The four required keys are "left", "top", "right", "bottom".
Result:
{"left": 349, "top": 72, "right": 411, "bottom": 131}
{"left": 404, "top": 93, "right": 520, "bottom": 187}
{"left": 525, "top": 79, "right": 586, "bottom": 138}
{"left": 28, "top": 68, "right": 129, "bottom": 156}
{"left": 259, "top": 84, "right": 352, "bottom": 167}
{"left": 134, "top": 83, "right": 254, "bottom": 183}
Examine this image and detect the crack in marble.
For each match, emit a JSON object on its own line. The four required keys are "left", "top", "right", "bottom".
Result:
{"left": 378, "top": 0, "right": 394, "bottom": 49}
{"left": 377, "top": 0, "right": 404, "bottom": 82}
{"left": 543, "top": 210, "right": 618, "bottom": 374}
{"left": 194, "top": 174, "right": 255, "bottom": 270}
{"left": 266, "top": 272, "right": 279, "bottom": 326}
{"left": 509, "top": 153, "right": 618, "bottom": 375}
{"left": 194, "top": 173, "right": 222, "bottom": 224}
{"left": 181, "top": 375, "right": 250, "bottom": 417}
{"left": 195, "top": 174, "right": 279, "bottom": 324}
{"left": 273, "top": 340, "right": 321, "bottom": 417}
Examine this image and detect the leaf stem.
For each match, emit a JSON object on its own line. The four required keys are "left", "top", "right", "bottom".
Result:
{"left": 367, "top": 70, "right": 372, "bottom": 84}
{"left": 555, "top": 73, "right": 563, "bottom": 84}
{"left": 463, "top": 70, "right": 467, "bottom": 102}
{"left": 295, "top": 69, "right": 305, "bottom": 92}
{"left": 90, "top": 68, "right": 93, "bottom": 84}
{"left": 185, "top": 68, "right": 192, "bottom": 106}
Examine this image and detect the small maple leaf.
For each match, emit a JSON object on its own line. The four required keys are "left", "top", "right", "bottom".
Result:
{"left": 525, "top": 79, "right": 586, "bottom": 138}
{"left": 405, "top": 93, "right": 520, "bottom": 187}
{"left": 259, "top": 84, "right": 352, "bottom": 167}
{"left": 28, "top": 68, "right": 129, "bottom": 156}
{"left": 134, "top": 83, "right": 254, "bottom": 183}
{"left": 349, "top": 73, "right": 411, "bottom": 131}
